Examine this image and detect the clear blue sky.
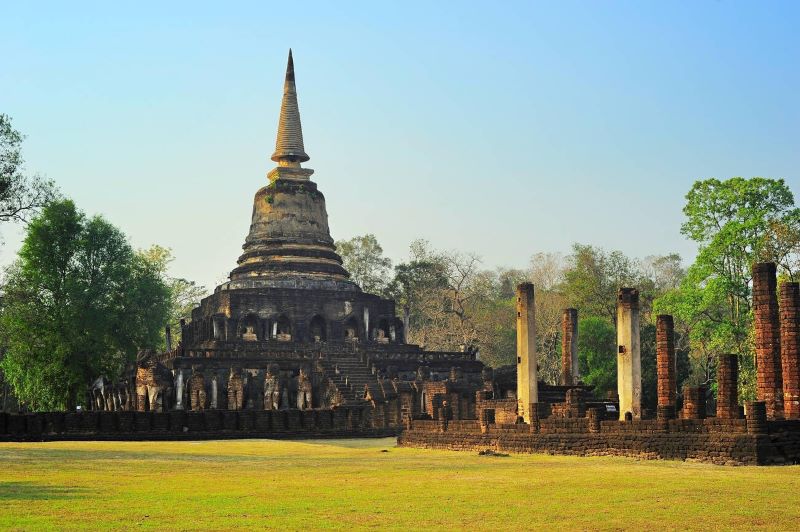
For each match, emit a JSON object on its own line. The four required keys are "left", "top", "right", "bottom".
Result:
{"left": 1, "top": 1, "right": 798, "bottom": 290}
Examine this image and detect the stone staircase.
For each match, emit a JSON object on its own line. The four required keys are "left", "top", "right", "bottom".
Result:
{"left": 322, "top": 356, "right": 384, "bottom": 404}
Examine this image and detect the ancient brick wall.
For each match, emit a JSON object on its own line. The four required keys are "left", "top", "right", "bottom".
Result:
{"left": 0, "top": 406, "right": 395, "bottom": 442}
{"left": 475, "top": 397, "right": 517, "bottom": 425}
{"left": 399, "top": 416, "right": 800, "bottom": 466}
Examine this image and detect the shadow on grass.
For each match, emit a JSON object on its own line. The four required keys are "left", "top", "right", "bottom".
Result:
{"left": 0, "top": 481, "right": 90, "bottom": 501}
{"left": 294, "top": 437, "right": 398, "bottom": 449}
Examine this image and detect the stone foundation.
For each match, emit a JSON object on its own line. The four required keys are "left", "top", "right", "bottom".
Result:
{"left": 399, "top": 417, "right": 800, "bottom": 466}
{"left": 0, "top": 406, "right": 393, "bottom": 442}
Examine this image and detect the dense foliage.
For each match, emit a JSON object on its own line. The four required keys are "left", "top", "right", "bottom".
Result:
{"left": 654, "top": 177, "right": 800, "bottom": 400}
{"left": 0, "top": 200, "right": 170, "bottom": 410}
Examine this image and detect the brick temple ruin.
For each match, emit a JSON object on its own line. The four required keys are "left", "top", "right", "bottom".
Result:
{"left": 400, "top": 265, "right": 800, "bottom": 465}
{"left": 2, "top": 52, "right": 800, "bottom": 465}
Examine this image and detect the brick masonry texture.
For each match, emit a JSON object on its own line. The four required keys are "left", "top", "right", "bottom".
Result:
{"left": 717, "top": 354, "right": 740, "bottom": 419}
{"left": 399, "top": 417, "right": 800, "bottom": 466}
{"left": 780, "top": 282, "right": 800, "bottom": 419}
{"left": 656, "top": 315, "right": 676, "bottom": 408}
{"left": 753, "top": 263, "right": 784, "bottom": 419}
{"left": 0, "top": 406, "right": 395, "bottom": 442}
{"left": 561, "top": 309, "right": 578, "bottom": 386}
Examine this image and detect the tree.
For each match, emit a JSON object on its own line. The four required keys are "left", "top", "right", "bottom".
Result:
{"left": 577, "top": 317, "right": 617, "bottom": 398}
{"left": 336, "top": 234, "right": 392, "bottom": 295}
{"left": 137, "top": 245, "right": 208, "bottom": 350}
{"left": 0, "top": 114, "right": 58, "bottom": 224}
{"left": 0, "top": 200, "right": 170, "bottom": 410}
{"left": 528, "top": 253, "right": 567, "bottom": 382}
{"left": 562, "top": 244, "right": 640, "bottom": 325}
{"left": 655, "top": 177, "right": 800, "bottom": 400}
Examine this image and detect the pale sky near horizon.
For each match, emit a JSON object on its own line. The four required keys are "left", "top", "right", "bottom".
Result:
{"left": 1, "top": 1, "right": 798, "bottom": 292}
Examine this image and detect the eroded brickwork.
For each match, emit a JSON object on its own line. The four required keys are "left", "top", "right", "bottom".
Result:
{"left": 398, "top": 415, "right": 800, "bottom": 465}
{"left": 780, "top": 282, "right": 800, "bottom": 419}
{"left": 682, "top": 386, "right": 706, "bottom": 420}
{"left": 656, "top": 315, "right": 676, "bottom": 408}
{"left": 717, "top": 354, "right": 740, "bottom": 419}
{"left": 753, "top": 262, "right": 784, "bottom": 419}
{"left": 561, "top": 308, "right": 578, "bottom": 386}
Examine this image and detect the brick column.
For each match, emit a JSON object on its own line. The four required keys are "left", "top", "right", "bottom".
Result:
{"left": 656, "top": 404, "right": 675, "bottom": 431}
{"left": 681, "top": 386, "right": 706, "bottom": 420}
{"left": 745, "top": 401, "right": 767, "bottom": 434}
{"left": 716, "top": 354, "right": 739, "bottom": 419}
{"left": 561, "top": 308, "right": 579, "bottom": 385}
{"left": 587, "top": 407, "right": 602, "bottom": 433}
{"left": 753, "top": 262, "right": 784, "bottom": 419}
{"left": 656, "top": 314, "right": 677, "bottom": 409}
{"left": 516, "top": 283, "right": 537, "bottom": 423}
{"left": 780, "top": 282, "right": 800, "bottom": 419}
{"left": 617, "top": 288, "right": 641, "bottom": 420}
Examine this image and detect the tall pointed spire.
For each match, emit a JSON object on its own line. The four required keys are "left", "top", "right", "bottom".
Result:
{"left": 271, "top": 49, "right": 310, "bottom": 165}
{"left": 230, "top": 49, "right": 349, "bottom": 287}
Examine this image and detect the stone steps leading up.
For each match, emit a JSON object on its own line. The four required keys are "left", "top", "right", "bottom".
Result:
{"left": 322, "top": 357, "right": 383, "bottom": 403}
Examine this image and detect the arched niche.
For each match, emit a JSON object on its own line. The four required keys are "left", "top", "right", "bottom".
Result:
{"left": 240, "top": 314, "right": 259, "bottom": 341}
{"left": 309, "top": 315, "right": 326, "bottom": 342}
{"left": 343, "top": 316, "right": 360, "bottom": 342}
{"left": 275, "top": 315, "right": 292, "bottom": 341}
{"left": 376, "top": 319, "right": 391, "bottom": 343}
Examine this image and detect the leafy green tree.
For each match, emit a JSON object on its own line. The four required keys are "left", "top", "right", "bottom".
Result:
{"left": 0, "top": 200, "right": 170, "bottom": 410}
{"left": 336, "top": 234, "right": 392, "bottom": 295}
{"left": 577, "top": 316, "right": 617, "bottom": 398}
{"left": 656, "top": 177, "right": 800, "bottom": 399}
{"left": 562, "top": 244, "right": 640, "bottom": 324}
{"left": 0, "top": 114, "right": 58, "bottom": 224}
{"left": 138, "top": 245, "right": 207, "bottom": 349}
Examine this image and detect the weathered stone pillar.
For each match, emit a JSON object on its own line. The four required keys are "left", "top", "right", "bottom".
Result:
{"left": 528, "top": 403, "right": 543, "bottom": 433}
{"left": 174, "top": 370, "right": 184, "bottom": 410}
{"left": 716, "top": 354, "right": 739, "bottom": 419}
{"left": 616, "top": 288, "right": 641, "bottom": 420}
{"left": 682, "top": 386, "right": 706, "bottom": 420}
{"left": 516, "top": 283, "right": 537, "bottom": 423}
{"left": 656, "top": 405, "right": 676, "bottom": 419}
{"left": 780, "top": 282, "right": 800, "bottom": 419}
{"left": 753, "top": 262, "right": 783, "bottom": 419}
{"left": 656, "top": 315, "right": 677, "bottom": 409}
{"left": 561, "top": 308, "right": 579, "bottom": 385}
{"left": 745, "top": 401, "right": 767, "bottom": 434}
{"left": 210, "top": 374, "right": 218, "bottom": 409}
{"left": 587, "top": 407, "right": 602, "bottom": 433}
{"left": 165, "top": 325, "right": 173, "bottom": 352}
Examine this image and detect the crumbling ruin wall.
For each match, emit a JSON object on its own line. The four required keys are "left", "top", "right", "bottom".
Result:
{"left": 398, "top": 418, "right": 800, "bottom": 466}
{"left": 0, "top": 405, "right": 395, "bottom": 442}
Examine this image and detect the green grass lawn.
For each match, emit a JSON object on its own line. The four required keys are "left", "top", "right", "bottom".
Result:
{"left": 0, "top": 438, "right": 798, "bottom": 530}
